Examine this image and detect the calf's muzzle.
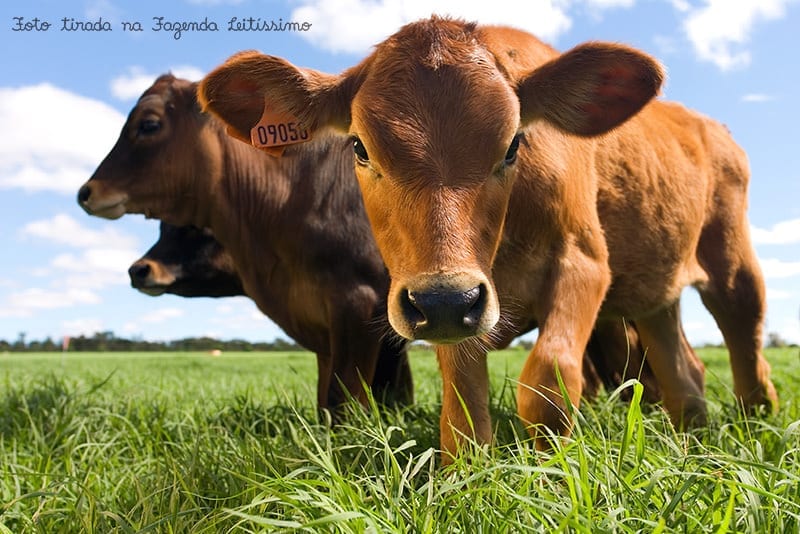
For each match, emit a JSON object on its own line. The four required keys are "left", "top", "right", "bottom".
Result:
{"left": 77, "top": 184, "right": 91, "bottom": 205}
{"left": 128, "top": 261, "right": 153, "bottom": 288}
{"left": 397, "top": 280, "right": 491, "bottom": 343}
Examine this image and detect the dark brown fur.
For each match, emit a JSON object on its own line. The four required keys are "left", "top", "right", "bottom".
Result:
{"left": 78, "top": 76, "right": 414, "bottom": 408}
{"left": 129, "top": 222, "right": 243, "bottom": 298}
{"left": 129, "top": 222, "right": 413, "bottom": 403}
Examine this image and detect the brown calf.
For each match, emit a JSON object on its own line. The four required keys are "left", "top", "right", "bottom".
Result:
{"left": 78, "top": 75, "right": 414, "bottom": 409}
{"left": 199, "top": 17, "right": 776, "bottom": 458}
{"left": 81, "top": 75, "right": 662, "bottom": 417}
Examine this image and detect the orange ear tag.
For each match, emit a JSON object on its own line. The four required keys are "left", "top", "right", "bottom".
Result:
{"left": 249, "top": 99, "right": 312, "bottom": 158}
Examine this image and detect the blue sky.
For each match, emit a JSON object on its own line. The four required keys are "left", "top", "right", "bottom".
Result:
{"left": 1, "top": 0, "right": 798, "bottom": 347}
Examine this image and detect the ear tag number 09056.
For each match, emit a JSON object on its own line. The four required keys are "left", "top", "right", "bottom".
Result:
{"left": 249, "top": 99, "right": 311, "bottom": 157}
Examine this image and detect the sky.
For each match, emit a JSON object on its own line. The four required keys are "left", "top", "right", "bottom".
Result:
{"left": 0, "top": 0, "right": 798, "bottom": 348}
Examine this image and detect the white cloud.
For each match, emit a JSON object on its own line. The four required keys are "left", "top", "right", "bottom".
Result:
{"left": 2, "top": 214, "right": 142, "bottom": 325}
{"left": 774, "top": 316, "right": 800, "bottom": 345}
{"left": 759, "top": 258, "right": 800, "bottom": 279}
{"left": 669, "top": 0, "right": 692, "bottom": 12}
{"left": 290, "top": 0, "right": 572, "bottom": 55}
{"left": 1, "top": 166, "right": 96, "bottom": 196}
{"left": 209, "top": 297, "right": 286, "bottom": 338}
{"left": 110, "top": 65, "right": 205, "bottom": 101}
{"left": 766, "top": 288, "right": 792, "bottom": 300}
{"left": 18, "top": 214, "right": 140, "bottom": 290}
{"left": 682, "top": 320, "right": 723, "bottom": 346}
{"left": 584, "top": 0, "right": 635, "bottom": 8}
{"left": 741, "top": 93, "right": 774, "bottom": 102}
{"left": 52, "top": 250, "right": 137, "bottom": 289}
{"left": 0, "top": 288, "right": 101, "bottom": 318}
{"left": 0, "top": 278, "right": 19, "bottom": 289}
{"left": 751, "top": 218, "right": 800, "bottom": 245}
{"left": 653, "top": 34, "right": 681, "bottom": 56}
{"left": 581, "top": 0, "right": 636, "bottom": 22}
{"left": 121, "top": 322, "right": 140, "bottom": 334}
{"left": 0, "top": 84, "right": 124, "bottom": 194}
{"left": 682, "top": 0, "right": 796, "bottom": 70}
{"left": 62, "top": 317, "right": 106, "bottom": 337}
{"left": 110, "top": 310, "right": 187, "bottom": 341}
{"left": 140, "top": 307, "right": 185, "bottom": 323}
{"left": 0, "top": 245, "right": 135, "bottom": 317}
{"left": 21, "top": 213, "right": 139, "bottom": 250}
{"left": 682, "top": 320, "right": 709, "bottom": 332}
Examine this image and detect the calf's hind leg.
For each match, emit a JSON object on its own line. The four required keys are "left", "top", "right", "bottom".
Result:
{"left": 696, "top": 227, "right": 777, "bottom": 412}
{"left": 634, "top": 301, "right": 707, "bottom": 429}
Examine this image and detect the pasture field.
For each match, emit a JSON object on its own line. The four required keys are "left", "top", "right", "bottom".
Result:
{"left": 1, "top": 347, "right": 799, "bottom": 532}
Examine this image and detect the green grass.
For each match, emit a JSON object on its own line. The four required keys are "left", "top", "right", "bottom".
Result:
{"left": 1, "top": 347, "right": 799, "bottom": 532}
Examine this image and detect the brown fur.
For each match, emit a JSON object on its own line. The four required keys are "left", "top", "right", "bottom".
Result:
{"left": 200, "top": 17, "right": 777, "bottom": 462}
{"left": 198, "top": 17, "right": 773, "bottom": 460}
{"left": 78, "top": 75, "right": 661, "bottom": 416}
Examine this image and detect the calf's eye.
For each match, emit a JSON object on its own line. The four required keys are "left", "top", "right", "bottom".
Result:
{"left": 138, "top": 119, "right": 161, "bottom": 135}
{"left": 353, "top": 137, "right": 369, "bottom": 164}
{"left": 504, "top": 133, "right": 521, "bottom": 165}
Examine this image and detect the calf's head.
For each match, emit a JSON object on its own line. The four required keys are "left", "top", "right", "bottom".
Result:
{"left": 78, "top": 75, "right": 220, "bottom": 225}
{"left": 199, "top": 17, "right": 663, "bottom": 343}
{"left": 130, "top": 222, "right": 242, "bottom": 298}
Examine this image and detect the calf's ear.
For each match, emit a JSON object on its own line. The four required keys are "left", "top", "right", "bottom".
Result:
{"left": 517, "top": 42, "right": 664, "bottom": 136}
{"left": 198, "top": 50, "right": 353, "bottom": 144}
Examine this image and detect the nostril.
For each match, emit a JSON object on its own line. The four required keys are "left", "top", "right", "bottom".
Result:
{"left": 77, "top": 184, "right": 91, "bottom": 204}
{"left": 462, "top": 284, "right": 487, "bottom": 327}
{"left": 128, "top": 262, "right": 151, "bottom": 282}
{"left": 401, "top": 288, "right": 427, "bottom": 327}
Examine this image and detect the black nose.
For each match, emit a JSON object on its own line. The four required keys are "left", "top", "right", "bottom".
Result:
{"left": 128, "top": 262, "right": 151, "bottom": 285}
{"left": 400, "top": 284, "right": 487, "bottom": 341}
{"left": 77, "top": 184, "right": 91, "bottom": 204}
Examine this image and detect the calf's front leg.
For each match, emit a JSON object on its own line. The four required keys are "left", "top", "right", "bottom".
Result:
{"left": 437, "top": 343, "right": 491, "bottom": 463}
{"left": 517, "top": 250, "right": 610, "bottom": 449}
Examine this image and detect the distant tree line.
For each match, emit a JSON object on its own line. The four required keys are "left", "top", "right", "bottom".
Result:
{"left": 1, "top": 330, "right": 794, "bottom": 353}
{"left": 509, "top": 332, "right": 796, "bottom": 352}
{"left": 0, "top": 331, "right": 302, "bottom": 353}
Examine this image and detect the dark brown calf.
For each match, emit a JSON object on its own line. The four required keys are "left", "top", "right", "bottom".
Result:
{"left": 130, "top": 221, "right": 414, "bottom": 404}
{"left": 199, "top": 17, "right": 775, "bottom": 459}
{"left": 129, "top": 222, "right": 243, "bottom": 297}
{"left": 78, "top": 75, "right": 414, "bottom": 409}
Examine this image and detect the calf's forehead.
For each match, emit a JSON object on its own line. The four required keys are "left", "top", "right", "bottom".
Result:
{"left": 123, "top": 94, "right": 169, "bottom": 129}
{"left": 139, "top": 75, "right": 192, "bottom": 102}
{"left": 133, "top": 77, "right": 194, "bottom": 117}
{"left": 350, "top": 24, "right": 520, "bottom": 182}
